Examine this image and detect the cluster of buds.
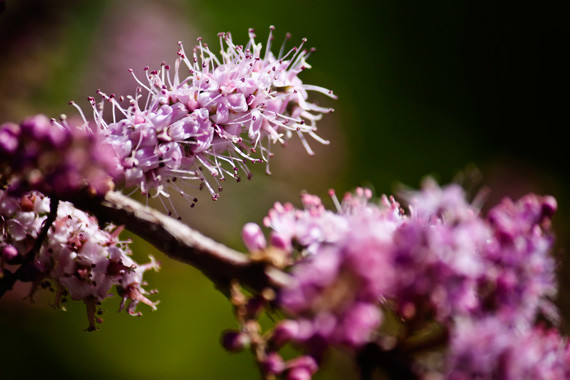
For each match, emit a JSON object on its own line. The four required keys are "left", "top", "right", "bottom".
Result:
{"left": 239, "top": 181, "right": 566, "bottom": 378}
{"left": 219, "top": 281, "right": 320, "bottom": 380}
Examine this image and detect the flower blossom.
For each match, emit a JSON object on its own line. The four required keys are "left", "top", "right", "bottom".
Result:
{"left": 241, "top": 181, "right": 559, "bottom": 376}
{"left": 246, "top": 188, "right": 405, "bottom": 361}
{"left": 391, "top": 182, "right": 491, "bottom": 321}
{"left": 88, "top": 27, "right": 336, "bottom": 205}
{"left": 0, "top": 189, "right": 159, "bottom": 330}
{"left": 0, "top": 114, "right": 117, "bottom": 198}
{"left": 446, "top": 316, "right": 570, "bottom": 380}
{"left": 479, "top": 193, "right": 559, "bottom": 326}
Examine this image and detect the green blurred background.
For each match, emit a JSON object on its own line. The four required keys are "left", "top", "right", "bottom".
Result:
{"left": 0, "top": 0, "right": 567, "bottom": 378}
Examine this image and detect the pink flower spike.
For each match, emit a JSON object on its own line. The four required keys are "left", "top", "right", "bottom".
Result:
{"left": 87, "top": 27, "right": 335, "bottom": 206}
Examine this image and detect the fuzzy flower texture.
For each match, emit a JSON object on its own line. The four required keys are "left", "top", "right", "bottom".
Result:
{"left": 0, "top": 189, "right": 159, "bottom": 330}
{"left": 89, "top": 27, "right": 335, "bottom": 205}
{"left": 242, "top": 181, "right": 568, "bottom": 379}
{"left": 0, "top": 114, "right": 116, "bottom": 198}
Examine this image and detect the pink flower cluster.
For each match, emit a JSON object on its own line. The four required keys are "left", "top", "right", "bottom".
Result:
{"left": 241, "top": 181, "right": 561, "bottom": 378}
{"left": 0, "top": 114, "right": 117, "bottom": 198}
{"left": 447, "top": 317, "right": 570, "bottom": 380}
{"left": 89, "top": 27, "right": 335, "bottom": 203}
{"left": 0, "top": 189, "right": 159, "bottom": 330}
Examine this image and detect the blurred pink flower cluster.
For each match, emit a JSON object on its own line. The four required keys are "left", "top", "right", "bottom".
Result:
{"left": 0, "top": 114, "right": 116, "bottom": 197}
{"left": 241, "top": 181, "right": 565, "bottom": 379}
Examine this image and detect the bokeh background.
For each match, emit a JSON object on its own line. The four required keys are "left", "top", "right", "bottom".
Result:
{"left": 0, "top": 0, "right": 567, "bottom": 379}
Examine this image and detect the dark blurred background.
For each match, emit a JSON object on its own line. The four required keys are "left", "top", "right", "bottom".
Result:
{"left": 1, "top": 1, "right": 567, "bottom": 378}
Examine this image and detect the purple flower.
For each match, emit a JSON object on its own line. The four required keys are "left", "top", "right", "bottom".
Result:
{"left": 89, "top": 27, "right": 336, "bottom": 203}
{"left": 479, "top": 194, "right": 558, "bottom": 326}
{"left": 446, "top": 317, "right": 570, "bottom": 380}
{"left": 391, "top": 183, "right": 490, "bottom": 321}
{"left": 251, "top": 188, "right": 404, "bottom": 358}
{"left": 0, "top": 115, "right": 117, "bottom": 198}
{"left": 243, "top": 180, "right": 560, "bottom": 369}
{"left": 390, "top": 182, "right": 558, "bottom": 326}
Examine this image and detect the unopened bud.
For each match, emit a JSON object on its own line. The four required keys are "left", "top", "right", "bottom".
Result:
{"left": 1, "top": 245, "right": 19, "bottom": 264}
{"left": 221, "top": 330, "right": 250, "bottom": 353}
{"left": 264, "top": 352, "right": 285, "bottom": 375}
{"left": 270, "top": 320, "right": 299, "bottom": 348}
{"left": 242, "top": 223, "right": 266, "bottom": 252}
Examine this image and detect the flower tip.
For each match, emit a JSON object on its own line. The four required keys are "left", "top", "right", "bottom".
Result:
{"left": 147, "top": 255, "right": 161, "bottom": 271}
{"left": 542, "top": 195, "right": 557, "bottom": 216}
{"left": 221, "top": 330, "right": 250, "bottom": 352}
{"left": 1, "top": 244, "right": 19, "bottom": 263}
{"left": 150, "top": 299, "right": 160, "bottom": 311}
{"left": 242, "top": 222, "right": 267, "bottom": 252}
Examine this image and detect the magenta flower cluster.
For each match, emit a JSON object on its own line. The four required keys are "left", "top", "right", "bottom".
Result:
{"left": 447, "top": 317, "right": 570, "bottom": 380}
{"left": 0, "top": 114, "right": 117, "bottom": 198}
{"left": 0, "top": 189, "right": 159, "bottom": 330}
{"left": 89, "top": 27, "right": 335, "bottom": 202}
{"left": 241, "top": 181, "right": 564, "bottom": 378}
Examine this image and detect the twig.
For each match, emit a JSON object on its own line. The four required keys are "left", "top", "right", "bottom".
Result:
{"left": 26, "top": 196, "right": 59, "bottom": 260}
{"left": 70, "top": 190, "right": 291, "bottom": 294}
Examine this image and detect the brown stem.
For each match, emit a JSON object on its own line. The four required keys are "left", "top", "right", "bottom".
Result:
{"left": 70, "top": 191, "right": 291, "bottom": 294}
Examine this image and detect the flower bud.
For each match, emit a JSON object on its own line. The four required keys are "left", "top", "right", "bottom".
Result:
{"left": 1, "top": 245, "right": 20, "bottom": 264}
{"left": 270, "top": 320, "right": 299, "bottom": 348}
{"left": 286, "top": 356, "right": 318, "bottom": 380}
{"left": 242, "top": 223, "right": 266, "bottom": 252}
{"left": 263, "top": 352, "right": 285, "bottom": 375}
{"left": 221, "top": 330, "right": 250, "bottom": 353}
